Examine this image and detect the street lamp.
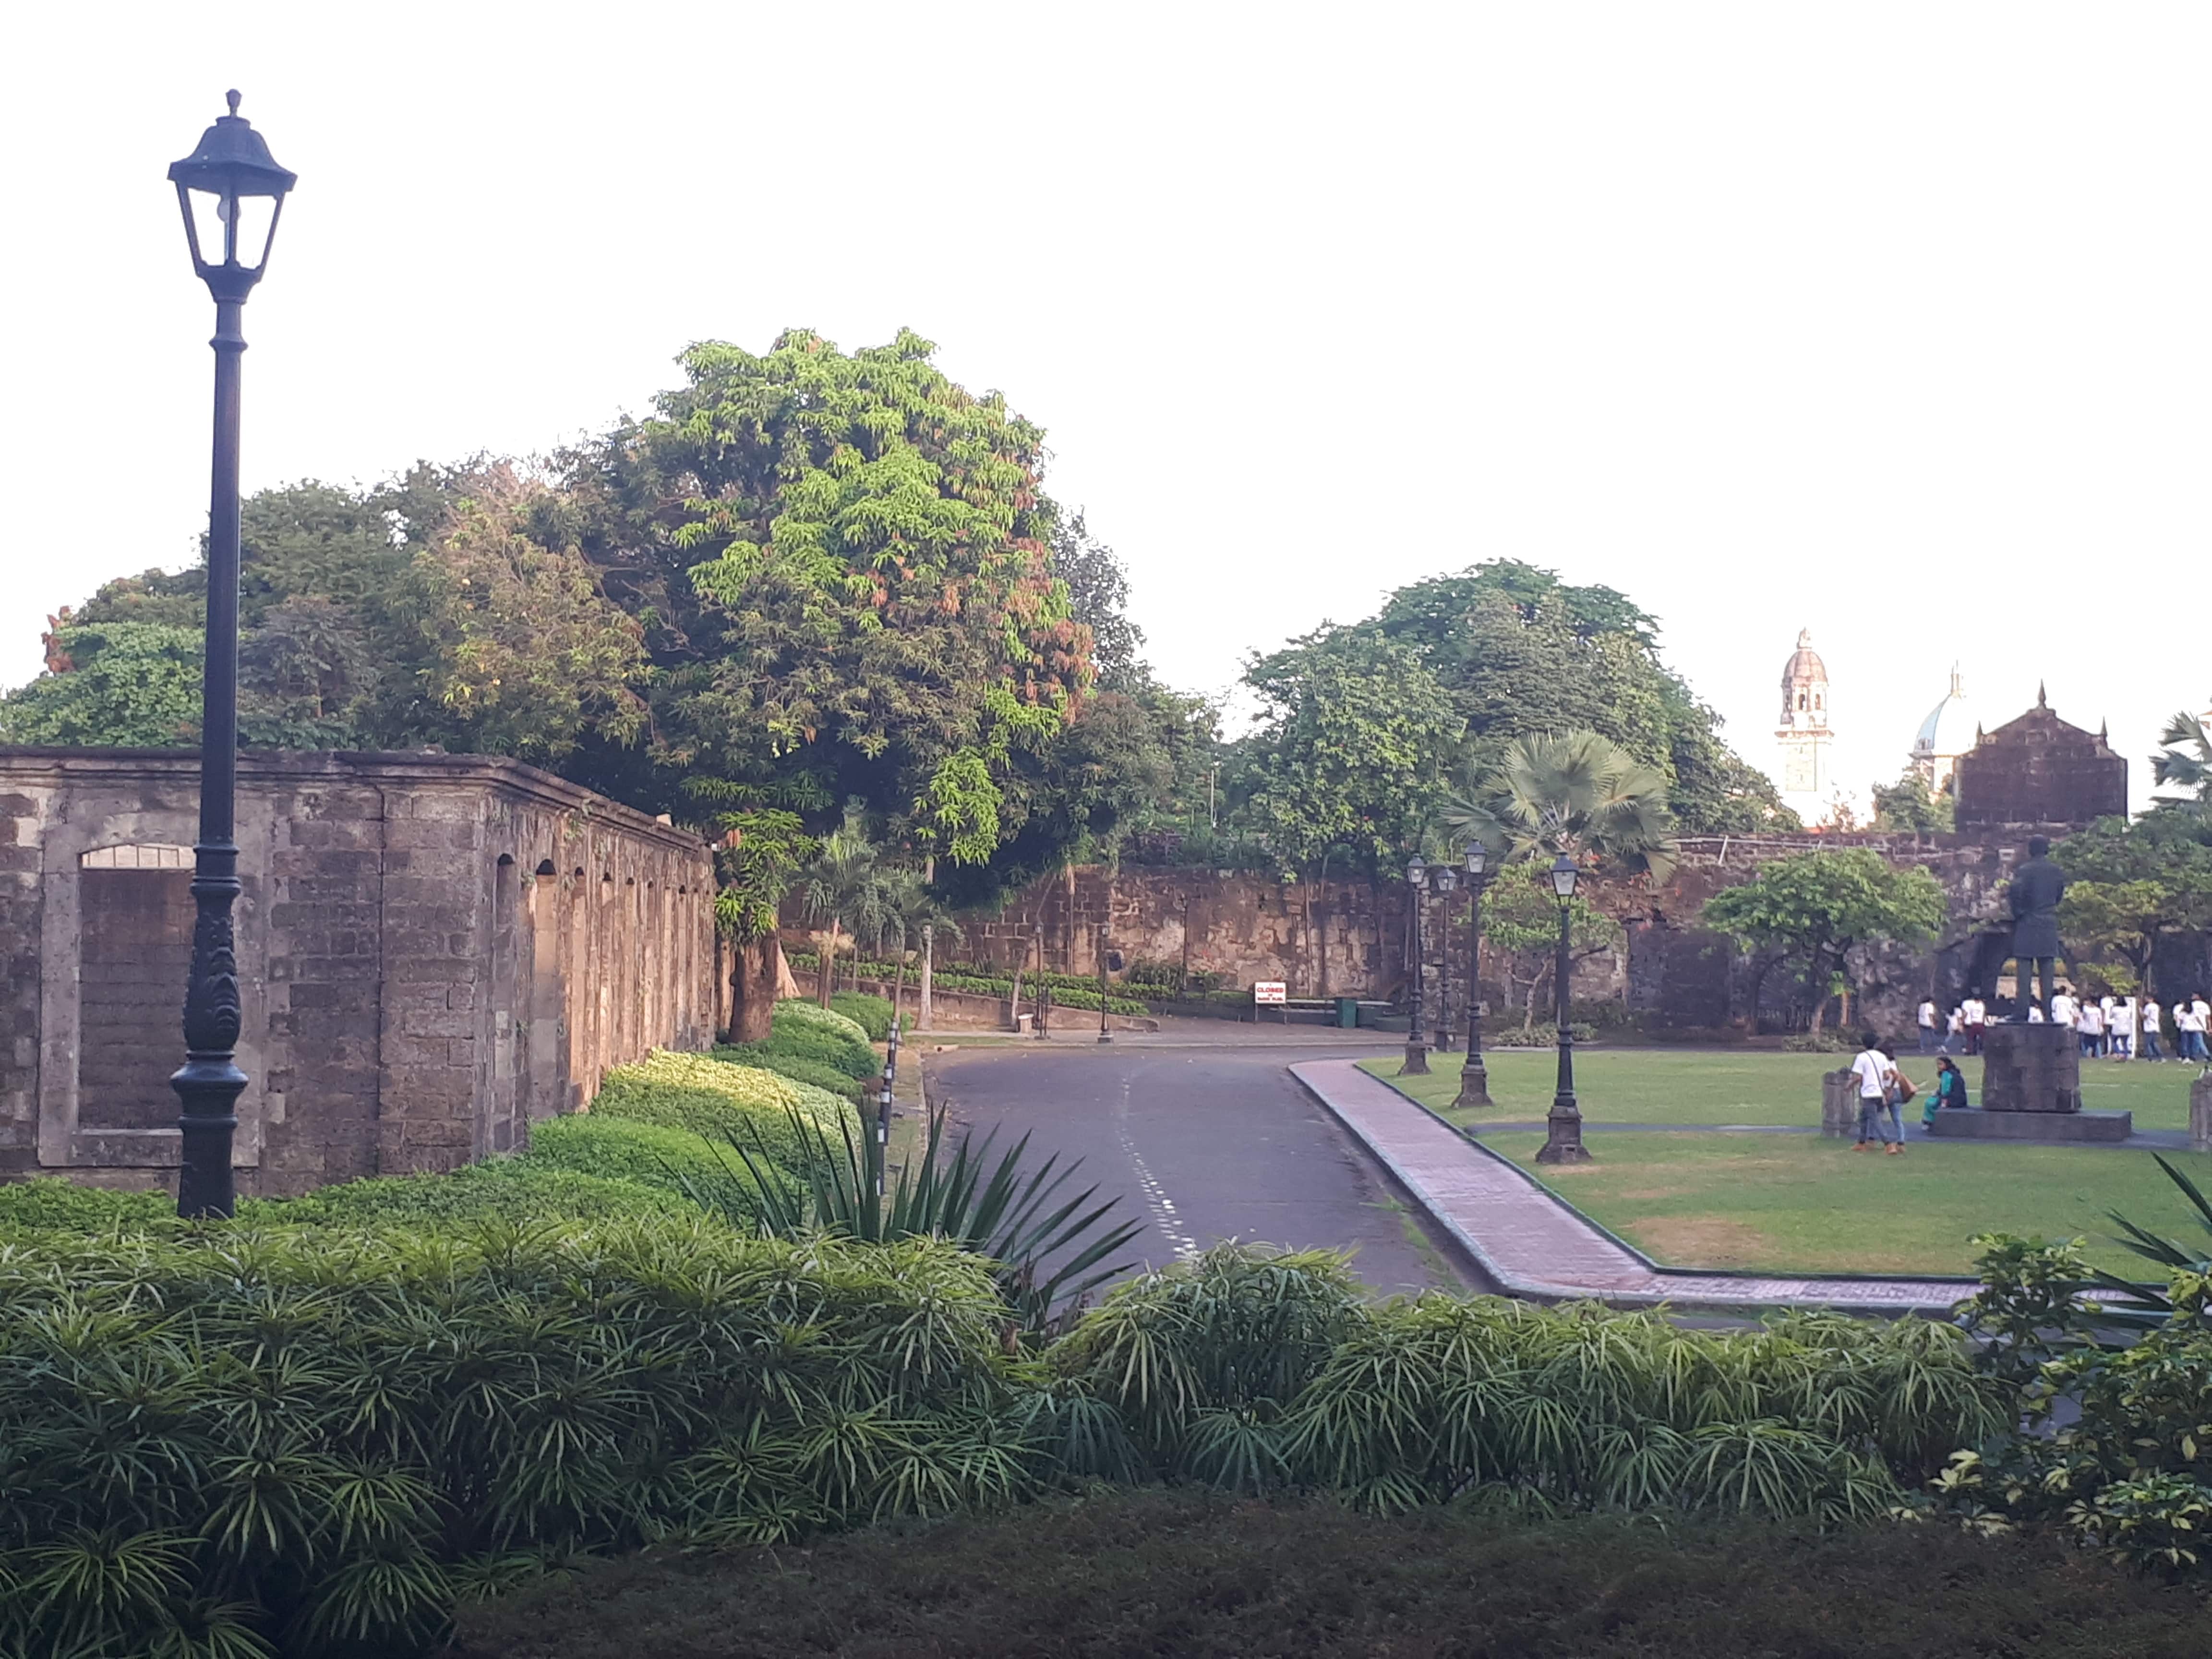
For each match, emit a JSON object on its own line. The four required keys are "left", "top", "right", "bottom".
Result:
{"left": 1433, "top": 866, "right": 1459, "bottom": 1052}
{"left": 1399, "top": 854, "right": 1429, "bottom": 1075}
{"left": 168, "top": 93, "right": 296, "bottom": 1219}
{"left": 1534, "top": 853, "right": 1590, "bottom": 1164}
{"left": 1455, "top": 842, "right": 1494, "bottom": 1109}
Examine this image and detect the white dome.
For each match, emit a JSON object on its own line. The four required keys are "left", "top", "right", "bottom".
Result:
{"left": 1913, "top": 665, "right": 1977, "bottom": 758}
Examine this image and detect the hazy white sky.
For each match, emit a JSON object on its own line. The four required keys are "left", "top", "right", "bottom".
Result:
{"left": 4, "top": 2, "right": 2203, "bottom": 809}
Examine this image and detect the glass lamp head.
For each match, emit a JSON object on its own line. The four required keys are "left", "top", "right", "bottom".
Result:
{"left": 1549, "top": 853, "right": 1579, "bottom": 901}
{"left": 1436, "top": 867, "right": 1459, "bottom": 894}
{"left": 169, "top": 91, "right": 296, "bottom": 301}
{"left": 1464, "top": 842, "right": 1486, "bottom": 877}
{"left": 1405, "top": 854, "right": 1426, "bottom": 888}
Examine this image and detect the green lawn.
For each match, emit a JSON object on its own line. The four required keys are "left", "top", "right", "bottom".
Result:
{"left": 1360, "top": 1049, "right": 2211, "bottom": 1277}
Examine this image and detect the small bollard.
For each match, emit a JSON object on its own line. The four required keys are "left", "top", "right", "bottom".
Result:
{"left": 1821, "top": 1069, "right": 1857, "bottom": 1139}
{"left": 2191, "top": 1072, "right": 2212, "bottom": 1154}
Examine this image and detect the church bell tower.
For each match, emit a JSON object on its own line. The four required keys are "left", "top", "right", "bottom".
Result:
{"left": 1776, "top": 628, "right": 1832, "bottom": 811}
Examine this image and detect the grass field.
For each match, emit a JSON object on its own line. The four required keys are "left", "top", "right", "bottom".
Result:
{"left": 1361, "top": 1048, "right": 2212, "bottom": 1276}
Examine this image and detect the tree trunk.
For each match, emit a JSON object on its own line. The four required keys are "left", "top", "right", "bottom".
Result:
{"left": 1806, "top": 948, "right": 1830, "bottom": 1035}
{"left": 819, "top": 922, "right": 840, "bottom": 1007}
{"left": 892, "top": 955, "right": 908, "bottom": 1034}
{"left": 1522, "top": 973, "right": 1541, "bottom": 1035}
{"left": 731, "top": 935, "right": 780, "bottom": 1044}
{"left": 1007, "top": 943, "right": 1026, "bottom": 1033}
{"left": 919, "top": 923, "right": 935, "bottom": 1030}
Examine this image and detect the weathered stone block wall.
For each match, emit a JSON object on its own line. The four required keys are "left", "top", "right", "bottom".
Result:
{"left": 0, "top": 748, "right": 715, "bottom": 1196}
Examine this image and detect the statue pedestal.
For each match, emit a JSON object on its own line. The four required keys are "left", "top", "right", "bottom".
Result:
{"left": 1981, "top": 1022, "right": 2082, "bottom": 1113}
{"left": 1928, "top": 1022, "right": 2132, "bottom": 1143}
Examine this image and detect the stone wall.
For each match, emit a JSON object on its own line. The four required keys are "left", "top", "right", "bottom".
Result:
{"left": 0, "top": 747, "right": 715, "bottom": 1196}
{"left": 934, "top": 825, "right": 2149, "bottom": 1040}
{"left": 948, "top": 865, "right": 1413, "bottom": 999}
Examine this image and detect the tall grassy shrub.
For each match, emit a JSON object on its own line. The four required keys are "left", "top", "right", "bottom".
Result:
{"left": 589, "top": 1050, "right": 858, "bottom": 1157}
{"left": 0, "top": 1223, "right": 1030, "bottom": 1657}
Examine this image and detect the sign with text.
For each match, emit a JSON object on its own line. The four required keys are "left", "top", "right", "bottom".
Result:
{"left": 1252, "top": 981, "right": 1287, "bottom": 1005}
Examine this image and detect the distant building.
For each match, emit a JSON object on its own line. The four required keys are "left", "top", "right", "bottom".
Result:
{"left": 1775, "top": 628, "right": 1832, "bottom": 817}
{"left": 1910, "top": 664, "right": 1978, "bottom": 794}
{"left": 1952, "top": 686, "right": 2127, "bottom": 829}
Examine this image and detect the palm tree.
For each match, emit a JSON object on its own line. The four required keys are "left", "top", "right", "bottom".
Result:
{"left": 1439, "top": 729, "right": 1678, "bottom": 881}
{"left": 800, "top": 804, "right": 886, "bottom": 1006}
{"left": 868, "top": 866, "right": 963, "bottom": 1028}
{"left": 2154, "top": 710, "right": 2212, "bottom": 802}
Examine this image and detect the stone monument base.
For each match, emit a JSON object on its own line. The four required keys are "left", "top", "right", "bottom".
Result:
{"left": 1927, "top": 1107, "right": 2132, "bottom": 1143}
{"left": 1980, "top": 1021, "right": 2083, "bottom": 1113}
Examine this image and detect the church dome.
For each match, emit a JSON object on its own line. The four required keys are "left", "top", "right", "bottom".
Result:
{"left": 1780, "top": 628, "right": 1827, "bottom": 687}
{"left": 1913, "top": 664, "right": 1978, "bottom": 759}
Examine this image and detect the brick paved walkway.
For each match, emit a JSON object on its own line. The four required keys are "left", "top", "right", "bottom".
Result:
{"left": 1289, "top": 1058, "right": 1984, "bottom": 1315}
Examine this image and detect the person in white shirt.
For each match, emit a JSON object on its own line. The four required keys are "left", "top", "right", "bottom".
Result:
{"left": 1850, "top": 1032, "right": 1902, "bottom": 1154}
{"left": 1962, "top": 995, "right": 1987, "bottom": 1055}
{"left": 2077, "top": 1000, "right": 2103, "bottom": 1059}
{"left": 2028, "top": 1005, "right": 2045, "bottom": 1022}
{"left": 1944, "top": 1006, "right": 1964, "bottom": 1055}
{"left": 2110, "top": 996, "right": 2136, "bottom": 1060}
{"left": 1916, "top": 998, "right": 1940, "bottom": 1055}
{"left": 2141, "top": 998, "right": 2166, "bottom": 1061}
{"left": 2050, "top": 990, "right": 2076, "bottom": 1028}
{"left": 2177, "top": 1000, "right": 2204, "bottom": 1063}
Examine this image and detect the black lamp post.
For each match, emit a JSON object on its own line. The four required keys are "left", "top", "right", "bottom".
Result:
{"left": 1399, "top": 854, "right": 1429, "bottom": 1075}
{"left": 1454, "top": 842, "right": 1493, "bottom": 1109}
{"left": 1534, "top": 853, "right": 1590, "bottom": 1165}
{"left": 168, "top": 93, "right": 296, "bottom": 1219}
{"left": 1433, "top": 865, "right": 1459, "bottom": 1051}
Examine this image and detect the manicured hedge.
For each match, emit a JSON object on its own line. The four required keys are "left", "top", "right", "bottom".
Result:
{"left": 710, "top": 1042, "right": 866, "bottom": 1103}
{"left": 588, "top": 1050, "right": 859, "bottom": 1168}
{"left": 246, "top": 1161, "right": 672, "bottom": 1228}
{"left": 0, "top": 1176, "right": 172, "bottom": 1233}
{"left": 829, "top": 991, "right": 906, "bottom": 1042}
{"left": 769, "top": 998, "right": 878, "bottom": 1079}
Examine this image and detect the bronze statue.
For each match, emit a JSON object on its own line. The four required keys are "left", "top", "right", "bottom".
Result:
{"left": 2007, "top": 834, "right": 2067, "bottom": 1022}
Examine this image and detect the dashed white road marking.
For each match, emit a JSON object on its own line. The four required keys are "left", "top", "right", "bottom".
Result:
{"left": 1115, "top": 1075, "right": 1200, "bottom": 1260}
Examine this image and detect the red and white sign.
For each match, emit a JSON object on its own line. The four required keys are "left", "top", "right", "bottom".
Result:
{"left": 1253, "top": 981, "right": 1288, "bottom": 1005}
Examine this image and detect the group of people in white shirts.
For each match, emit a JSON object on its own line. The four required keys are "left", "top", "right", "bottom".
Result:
{"left": 1916, "top": 992, "right": 2212, "bottom": 1063}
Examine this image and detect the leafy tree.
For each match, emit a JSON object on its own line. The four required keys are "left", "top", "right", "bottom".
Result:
{"left": 1871, "top": 769, "right": 1956, "bottom": 832}
{"left": 1054, "top": 510, "right": 1145, "bottom": 695}
{"left": 1361, "top": 561, "right": 1797, "bottom": 835}
{"left": 2056, "top": 813, "right": 2212, "bottom": 997}
{"left": 564, "top": 328, "right": 1093, "bottom": 891}
{"left": 1702, "top": 849, "right": 1948, "bottom": 1034}
{"left": 1477, "top": 861, "right": 1623, "bottom": 1034}
{"left": 394, "top": 479, "right": 648, "bottom": 762}
{"left": 0, "top": 621, "right": 201, "bottom": 747}
{"left": 1441, "top": 729, "right": 1680, "bottom": 882}
{"left": 1236, "top": 631, "right": 1465, "bottom": 879}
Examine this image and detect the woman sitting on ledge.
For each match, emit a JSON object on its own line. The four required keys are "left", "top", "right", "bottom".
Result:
{"left": 1922, "top": 1056, "right": 1969, "bottom": 1129}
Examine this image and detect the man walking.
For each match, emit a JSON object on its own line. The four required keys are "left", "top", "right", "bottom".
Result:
{"left": 1917, "top": 997, "right": 1940, "bottom": 1055}
{"left": 2142, "top": 997, "right": 2166, "bottom": 1061}
{"left": 2111, "top": 995, "right": 2136, "bottom": 1060}
{"left": 1962, "top": 994, "right": 1986, "bottom": 1056}
{"left": 1851, "top": 1031, "right": 1902, "bottom": 1156}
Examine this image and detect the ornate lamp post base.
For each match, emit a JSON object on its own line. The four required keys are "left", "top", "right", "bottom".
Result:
{"left": 1453, "top": 1055, "right": 1491, "bottom": 1110}
{"left": 1399, "top": 1039, "right": 1431, "bottom": 1076}
{"left": 1534, "top": 1108, "right": 1589, "bottom": 1163}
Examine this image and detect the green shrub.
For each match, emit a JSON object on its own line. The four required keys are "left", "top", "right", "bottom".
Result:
{"left": 770, "top": 999, "right": 878, "bottom": 1079}
{"left": 0, "top": 1222, "right": 1023, "bottom": 1657}
{"left": 711, "top": 1042, "right": 867, "bottom": 1102}
{"left": 243, "top": 1161, "right": 670, "bottom": 1229}
{"left": 0, "top": 1177, "right": 172, "bottom": 1233}
{"left": 830, "top": 991, "right": 899, "bottom": 1042}
{"left": 589, "top": 1050, "right": 859, "bottom": 1170}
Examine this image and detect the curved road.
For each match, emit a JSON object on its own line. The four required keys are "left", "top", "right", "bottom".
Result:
{"left": 920, "top": 1039, "right": 1473, "bottom": 1294}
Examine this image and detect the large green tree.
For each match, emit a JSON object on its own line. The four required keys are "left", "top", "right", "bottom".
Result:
{"left": 1359, "top": 561, "right": 1796, "bottom": 835}
{"left": 1442, "top": 729, "right": 1680, "bottom": 882}
{"left": 1702, "top": 849, "right": 1947, "bottom": 1034}
{"left": 2056, "top": 813, "right": 2212, "bottom": 997}
{"left": 1235, "top": 631, "right": 1465, "bottom": 879}
{"left": 558, "top": 329, "right": 1099, "bottom": 889}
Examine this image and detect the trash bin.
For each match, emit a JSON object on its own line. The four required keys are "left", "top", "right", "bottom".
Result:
{"left": 1335, "top": 997, "right": 1359, "bottom": 1029}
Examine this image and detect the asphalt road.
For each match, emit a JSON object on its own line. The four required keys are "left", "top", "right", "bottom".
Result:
{"left": 920, "top": 1041, "right": 1473, "bottom": 1295}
